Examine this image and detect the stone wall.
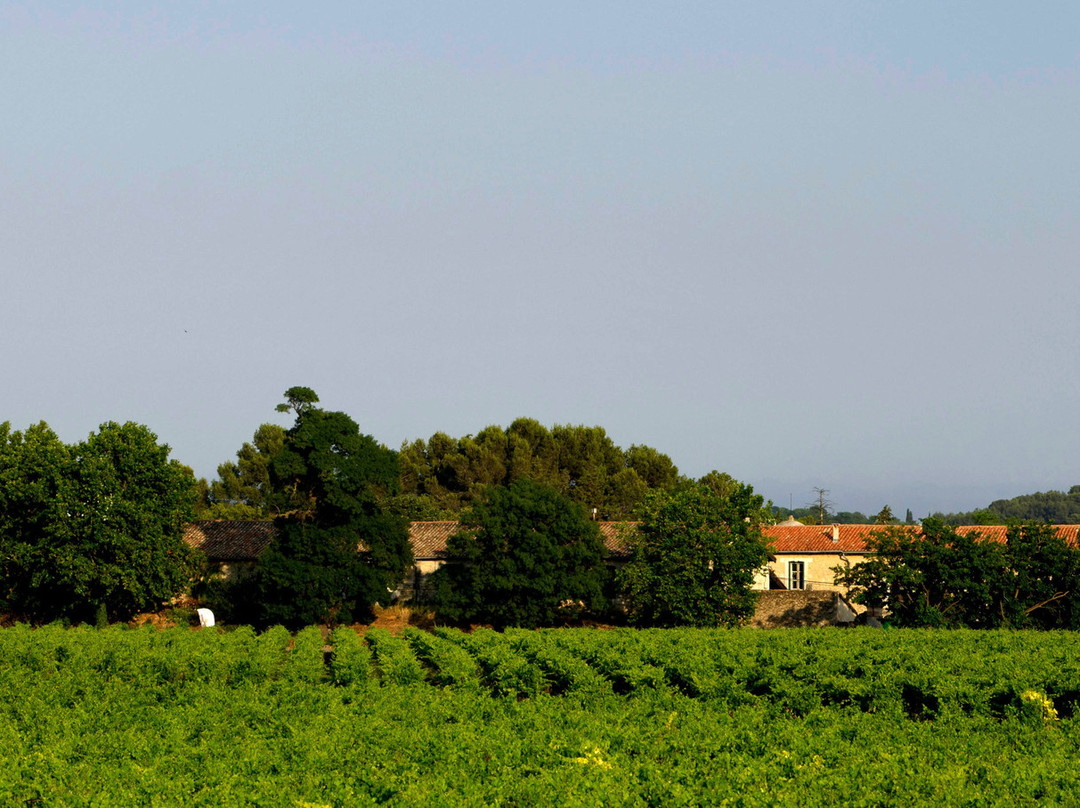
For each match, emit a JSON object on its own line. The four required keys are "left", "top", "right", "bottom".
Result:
{"left": 750, "top": 590, "right": 856, "bottom": 628}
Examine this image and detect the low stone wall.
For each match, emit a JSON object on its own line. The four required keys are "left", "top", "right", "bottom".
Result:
{"left": 750, "top": 590, "right": 856, "bottom": 628}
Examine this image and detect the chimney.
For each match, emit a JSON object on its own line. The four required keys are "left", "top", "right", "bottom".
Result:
{"left": 831, "top": 525, "right": 839, "bottom": 544}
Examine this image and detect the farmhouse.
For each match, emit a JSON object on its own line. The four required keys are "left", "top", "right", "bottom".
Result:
{"left": 182, "top": 520, "right": 274, "bottom": 578}
{"left": 762, "top": 518, "right": 1080, "bottom": 592}
{"left": 765, "top": 518, "right": 876, "bottom": 593}
{"left": 398, "top": 520, "right": 457, "bottom": 601}
{"left": 183, "top": 519, "right": 1080, "bottom": 627}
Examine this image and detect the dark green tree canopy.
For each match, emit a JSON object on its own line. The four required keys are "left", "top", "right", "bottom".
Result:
{"left": 834, "top": 520, "right": 1080, "bottom": 629}
{"left": 1002, "top": 522, "right": 1080, "bottom": 629}
{"left": 398, "top": 419, "right": 680, "bottom": 519}
{"left": 0, "top": 421, "right": 71, "bottom": 615}
{"left": 204, "top": 416, "right": 684, "bottom": 522}
{"left": 618, "top": 473, "right": 771, "bottom": 627}
{"left": 0, "top": 420, "right": 200, "bottom": 623}
{"left": 874, "top": 506, "right": 897, "bottom": 525}
{"left": 250, "top": 390, "right": 412, "bottom": 628}
{"left": 835, "top": 521, "right": 1004, "bottom": 628}
{"left": 197, "top": 423, "right": 285, "bottom": 519}
{"left": 930, "top": 487, "right": 1080, "bottom": 525}
{"left": 428, "top": 478, "right": 608, "bottom": 629}
{"left": 275, "top": 386, "right": 320, "bottom": 417}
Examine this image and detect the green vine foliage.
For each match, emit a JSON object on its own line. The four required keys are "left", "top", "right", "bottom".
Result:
{"left": 3, "top": 625, "right": 1080, "bottom": 805}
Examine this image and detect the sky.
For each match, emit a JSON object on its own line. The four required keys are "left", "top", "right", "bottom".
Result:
{"left": 3, "top": 2, "right": 1078, "bottom": 519}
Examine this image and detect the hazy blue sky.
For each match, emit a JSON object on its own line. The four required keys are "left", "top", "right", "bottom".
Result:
{"left": 3, "top": 2, "right": 1078, "bottom": 518}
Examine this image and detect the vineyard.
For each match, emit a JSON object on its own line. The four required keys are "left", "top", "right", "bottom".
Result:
{"left": 3, "top": 624, "right": 1080, "bottom": 805}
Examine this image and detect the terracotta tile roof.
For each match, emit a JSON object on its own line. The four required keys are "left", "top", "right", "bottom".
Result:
{"left": 954, "top": 524, "right": 1080, "bottom": 545}
{"left": 764, "top": 523, "right": 1080, "bottom": 553}
{"left": 183, "top": 520, "right": 276, "bottom": 561}
{"left": 409, "top": 521, "right": 460, "bottom": 558}
{"left": 599, "top": 521, "right": 637, "bottom": 557}
{"left": 763, "top": 524, "right": 882, "bottom": 553}
{"left": 181, "top": 519, "right": 642, "bottom": 563}
{"left": 183, "top": 519, "right": 634, "bottom": 561}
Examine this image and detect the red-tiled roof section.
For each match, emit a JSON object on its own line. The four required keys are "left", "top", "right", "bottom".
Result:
{"left": 409, "top": 521, "right": 459, "bottom": 558}
{"left": 764, "top": 524, "right": 882, "bottom": 553}
{"left": 600, "top": 521, "right": 637, "bottom": 557}
{"left": 184, "top": 520, "right": 276, "bottom": 561}
{"left": 954, "top": 524, "right": 1080, "bottom": 545}
{"left": 764, "top": 523, "right": 1080, "bottom": 553}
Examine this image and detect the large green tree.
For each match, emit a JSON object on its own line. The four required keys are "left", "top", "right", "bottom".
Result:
{"left": 251, "top": 388, "right": 412, "bottom": 628}
{"left": 398, "top": 419, "right": 680, "bottom": 519}
{"left": 835, "top": 520, "right": 1080, "bottom": 629}
{"left": 0, "top": 421, "right": 70, "bottom": 616}
{"left": 197, "top": 423, "right": 286, "bottom": 519}
{"left": 1001, "top": 522, "right": 1080, "bottom": 629}
{"left": 834, "top": 522, "right": 1004, "bottom": 628}
{"left": 0, "top": 420, "right": 201, "bottom": 623}
{"left": 428, "top": 478, "right": 608, "bottom": 629}
{"left": 618, "top": 474, "right": 771, "bottom": 627}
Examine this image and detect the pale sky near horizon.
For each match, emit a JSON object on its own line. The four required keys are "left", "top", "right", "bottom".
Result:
{"left": 3, "top": 2, "right": 1078, "bottom": 518}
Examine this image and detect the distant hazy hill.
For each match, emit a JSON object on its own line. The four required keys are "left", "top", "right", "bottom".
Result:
{"left": 932, "top": 486, "right": 1080, "bottom": 525}
{"left": 773, "top": 487, "right": 1080, "bottom": 527}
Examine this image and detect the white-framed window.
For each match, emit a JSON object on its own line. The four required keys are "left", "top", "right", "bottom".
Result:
{"left": 788, "top": 560, "right": 806, "bottom": 590}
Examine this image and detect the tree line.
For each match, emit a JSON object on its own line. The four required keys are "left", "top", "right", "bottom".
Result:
{"left": 203, "top": 390, "right": 773, "bottom": 630}
{"left": 0, "top": 389, "right": 416, "bottom": 627}
{"left": 423, "top": 473, "right": 772, "bottom": 631}
{"left": 930, "top": 487, "right": 1080, "bottom": 525}
{"left": 194, "top": 392, "right": 773, "bottom": 629}
{"left": 5, "top": 388, "right": 1078, "bottom": 630}
{"left": 197, "top": 417, "right": 684, "bottom": 522}
{"left": 772, "top": 505, "right": 917, "bottom": 525}
{"left": 1, "top": 388, "right": 773, "bottom": 629}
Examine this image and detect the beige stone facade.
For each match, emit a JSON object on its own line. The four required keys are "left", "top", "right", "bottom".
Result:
{"left": 760, "top": 552, "right": 865, "bottom": 593}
